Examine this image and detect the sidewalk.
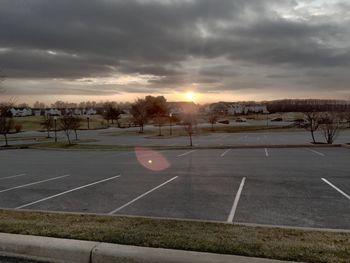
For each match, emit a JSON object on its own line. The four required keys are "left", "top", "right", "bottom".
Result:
{"left": 0, "top": 233, "right": 301, "bottom": 263}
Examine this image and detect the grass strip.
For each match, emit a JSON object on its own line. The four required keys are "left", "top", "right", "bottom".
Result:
{"left": 21, "top": 142, "right": 134, "bottom": 151}
{"left": 0, "top": 210, "right": 349, "bottom": 263}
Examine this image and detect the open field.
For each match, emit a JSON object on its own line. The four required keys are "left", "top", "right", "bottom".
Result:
{"left": 13, "top": 115, "right": 107, "bottom": 131}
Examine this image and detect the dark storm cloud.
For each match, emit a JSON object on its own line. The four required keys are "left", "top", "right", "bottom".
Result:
{"left": 0, "top": 0, "right": 350, "bottom": 95}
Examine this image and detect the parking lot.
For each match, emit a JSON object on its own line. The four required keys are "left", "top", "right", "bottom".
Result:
{"left": 0, "top": 147, "right": 349, "bottom": 229}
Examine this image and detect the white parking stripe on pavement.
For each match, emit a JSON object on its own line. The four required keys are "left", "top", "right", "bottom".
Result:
{"left": 108, "top": 176, "right": 178, "bottom": 215}
{"left": 321, "top": 178, "right": 350, "bottom": 200}
{"left": 15, "top": 175, "right": 122, "bottom": 209}
{"left": 177, "top": 150, "right": 197, "bottom": 157}
{"left": 0, "top": 173, "right": 26, "bottom": 180}
{"left": 220, "top": 149, "right": 231, "bottom": 157}
{"left": 306, "top": 148, "right": 325, "bottom": 156}
{"left": 265, "top": 148, "right": 269, "bottom": 157}
{"left": 0, "top": 175, "right": 70, "bottom": 194}
{"left": 227, "top": 177, "right": 246, "bottom": 223}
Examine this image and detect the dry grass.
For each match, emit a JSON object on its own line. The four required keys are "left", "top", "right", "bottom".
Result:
{"left": 0, "top": 209, "right": 349, "bottom": 263}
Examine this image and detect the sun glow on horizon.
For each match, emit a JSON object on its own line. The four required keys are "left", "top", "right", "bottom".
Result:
{"left": 185, "top": 91, "right": 195, "bottom": 101}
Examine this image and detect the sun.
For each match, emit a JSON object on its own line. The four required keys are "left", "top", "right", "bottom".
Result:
{"left": 185, "top": 91, "right": 195, "bottom": 101}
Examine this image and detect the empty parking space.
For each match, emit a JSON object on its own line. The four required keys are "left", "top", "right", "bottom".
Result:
{"left": 235, "top": 177, "right": 350, "bottom": 229}
{"left": 0, "top": 147, "right": 349, "bottom": 229}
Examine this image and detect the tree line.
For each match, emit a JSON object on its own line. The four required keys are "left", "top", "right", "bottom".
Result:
{"left": 267, "top": 99, "right": 350, "bottom": 113}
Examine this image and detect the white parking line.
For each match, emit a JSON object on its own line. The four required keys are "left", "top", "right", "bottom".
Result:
{"left": 0, "top": 175, "right": 70, "bottom": 194}
{"left": 177, "top": 150, "right": 197, "bottom": 157}
{"left": 227, "top": 177, "right": 246, "bottom": 223}
{"left": 306, "top": 148, "right": 325, "bottom": 156}
{"left": 0, "top": 173, "right": 26, "bottom": 180}
{"left": 220, "top": 149, "right": 231, "bottom": 157}
{"left": 16, "top": 175, "right": 121, "bottom": 209}
{"left": 322, "top": 178, "right": 350, "bottom": 200}
{"left": 108, "top": 176, "right": 178, "bottom": 215}
{"left": 265, "top": 148, "right": 269, "bottom": 157}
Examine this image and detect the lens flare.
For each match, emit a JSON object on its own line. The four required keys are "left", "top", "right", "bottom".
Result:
{"left": 135, "top": 147, "right": 170, "bottom": 171}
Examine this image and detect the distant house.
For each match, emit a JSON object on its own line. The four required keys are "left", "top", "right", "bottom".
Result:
{"left": 209, "top": 103, "right": 229, "bottom": 115}
{"left": 227, "top": 104, "right": 244, "bottom": 115}
{"left": 244, "top": 104, "right": 268, "bottom": 114}
{"left": 44, "top": 108, "right": 62, "bottom": 116}
{"left": 207, "top": 102, "right": 268, "bottom": 115}
{"left": 33, "top": 110, "right": 42, "bottom": 116}
{"left": 84, "top": 108, "right": 97, "bottom": 115}
{"left": 73, "top": 109, "right": 82, "bottom": 115}
{"left": 9, "top": 108, "right": 33, "bottom": 117}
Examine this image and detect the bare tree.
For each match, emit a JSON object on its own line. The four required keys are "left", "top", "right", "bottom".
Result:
{"left": 183, "top": 114, "right": 196, "bottom": 147}
{"left": 0, "top": 104, "right": 14, "bottom": 146}
{"left": 33, "top": 101, "right": 47, "bottom": 109}
{"left": 208, "top": 114, "right": 218, "bottom": 131}
{"left": 41, "top": 115, "right": 53, "bottom": 138}
{"left": 130, "top": 99, "right": 149, "bottom": 133}
{"left": 303, "top": 111, "right": 320, "bottom": 143}
{"left": 59, "top": 115, "right": 76, "bottom": 144}
{"left": 344, "top": 109, "right": 350, "bottom": 128}
{"left": 320, "top": 112, "right": 341, "bottom": 144}
{"left": 71, "top": 116, "right": 81, "bottom": 141}
{"left": 102, "top": 103, "right": 122, "bottom": 127}
{"left": 153, "top": 114, "right": 168, "bottom": 136}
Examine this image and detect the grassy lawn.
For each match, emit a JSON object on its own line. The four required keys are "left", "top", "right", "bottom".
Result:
{"left": 0, "top": 209, "right": 349, "bottom": 263}
{"left": 23, "top": 142, "right": 134, "bottom": 151}
{"left": 13, "top": 115, "right": 108, "bottom": 131}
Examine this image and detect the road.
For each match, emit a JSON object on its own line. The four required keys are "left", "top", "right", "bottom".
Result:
{"left": 3, "top": 127, "right": 350, "bottom": 147}
{"left": 0, "top": 147, "right": 349, "bottom": 229}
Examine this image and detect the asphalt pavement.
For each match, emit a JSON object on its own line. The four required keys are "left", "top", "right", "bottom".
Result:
{"left": 0, "top": 147, "right": 349, "bottom": 229}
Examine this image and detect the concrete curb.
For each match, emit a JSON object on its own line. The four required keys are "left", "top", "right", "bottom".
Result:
{"left": 0, "top": 233, "right": 299, "bottom": 263}
{"left": 0, "top": 233, "right": 98, "bottom": 263}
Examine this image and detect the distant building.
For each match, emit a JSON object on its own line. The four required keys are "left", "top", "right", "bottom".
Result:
{"left": 44, "top": 108, "right": 62, "bottom": 116}
{"left": 207, "top": 102, "right": 268, "bottom": 115}
{"left": 9, "top": 108, "right": 33, "bottom": 117}
{"left": 84, "top": 108, "right": 97, "bottom": 115}
{"left": 33, "top": 110, "right": 42, "bottom": 116}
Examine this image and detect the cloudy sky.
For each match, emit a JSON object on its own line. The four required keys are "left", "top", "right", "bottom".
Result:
{"left": 1, "top": 0, "right": 350, "bottom": 104}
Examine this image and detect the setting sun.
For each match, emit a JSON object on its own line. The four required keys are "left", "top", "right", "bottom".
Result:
{"left": 185, "top": 91, "right": 195, "bottom": 101}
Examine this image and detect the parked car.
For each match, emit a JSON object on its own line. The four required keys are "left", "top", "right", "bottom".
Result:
{"left": 218, "top": 120, "right": 230, "bottom": 124}
{"left": 235, "top": 117, "right": 247, "bottom": 122}
{"left": 271, "top": 117, "right": 283, "bottom": 122}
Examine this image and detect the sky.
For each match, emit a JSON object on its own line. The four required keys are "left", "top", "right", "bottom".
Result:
{"left": 0, "top": 0, "right": 350, "bottom": 105}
